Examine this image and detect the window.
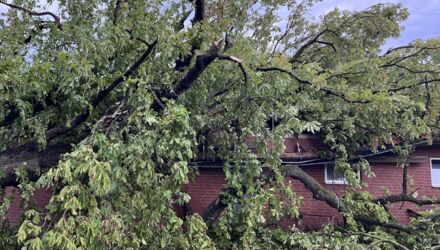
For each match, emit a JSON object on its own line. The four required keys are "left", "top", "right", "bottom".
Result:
{"left": 431, "top": 159, "right": 440, "bottom": 187}
{"left": 325, "top": 164, "right": 347, "bottom": 185}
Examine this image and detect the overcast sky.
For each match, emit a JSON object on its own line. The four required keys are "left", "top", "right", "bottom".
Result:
{"left": 307, "top": 0, "right": 440, "bottom": 49}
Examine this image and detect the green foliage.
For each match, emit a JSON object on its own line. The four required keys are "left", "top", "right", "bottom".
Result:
{"left": 0, "top": 0, "right": 439, "bottom": 249}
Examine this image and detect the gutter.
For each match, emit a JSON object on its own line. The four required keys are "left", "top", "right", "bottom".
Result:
{"left": 191, "top": 137, "right": 440, "bottom": 168}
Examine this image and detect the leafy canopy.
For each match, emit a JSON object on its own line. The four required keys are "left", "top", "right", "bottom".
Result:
{"left": 0, "top": 0, "right": 440, "bottom": 249}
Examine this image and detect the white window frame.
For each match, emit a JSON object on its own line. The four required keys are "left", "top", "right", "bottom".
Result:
{"left": 324, "top": 164, "right": 347, "bottom": 185}
{"left": 324, "top": 164, "right": 361, "bottom": 185}
{"left": 430, "top": 158, "right": 440, "bottom": 187}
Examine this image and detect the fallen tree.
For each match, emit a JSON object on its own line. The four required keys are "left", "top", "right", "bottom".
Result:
{"left": 1, "top": 0, "right": 440, "bottom": 248}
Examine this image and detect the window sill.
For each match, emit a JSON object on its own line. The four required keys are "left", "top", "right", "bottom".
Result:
{"left": 325, "top": 181, "right": 347, "bottom": 185}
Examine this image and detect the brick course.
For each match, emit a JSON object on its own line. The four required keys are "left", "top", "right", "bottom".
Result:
{"left": 185, "top": 145, "right": 440, "bottom": 229}
{"left": 3, "top": 145, "right": 440, "bottom": 230}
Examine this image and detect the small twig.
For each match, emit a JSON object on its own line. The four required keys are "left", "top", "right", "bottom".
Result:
{"left": 384, "top": 78, "right": 440, "bottom": 93}
{"left": 339, "top": 229, "right": 410, "bottom": 250}
{"left": 316, "top": 40, "right": 337, "bottom": 52}
{"left": 383, "top": 45, "right": 414, "bottom": 56}
{"left": 382, "top": 46, "right": 440, "bottom": 66}
{"left": 256, "top": 66, "right": 368, "bottom": 104}
{"left": 148, "top": 87, "right": 166, "bottom": 110}
{"left": 289, "top": 28, "right": 337, "bottom": 63}
{"left": 423, "top": 76, "right": 432, "bottom": 118}
{"left": 272, "top": 22, "right": 292, "bottom": 56}
{"left": 176, "top": 9, "right": 192, "bottom": 31}
{"left": 367, "top": 239, "right": 387, "bottom": 249}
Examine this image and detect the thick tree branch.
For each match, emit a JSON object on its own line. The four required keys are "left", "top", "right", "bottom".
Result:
{"left": 175, "top": 9, "right": 192, "bottom": 31}
{"left": 257, "top": 66, "right": 439, "bottom": 98}
{"left": 354, "top": 215, "right": 414, "bottom": 233}
{"left": 281, "top": 164, "right": 347, "bottom": 212}
{"left": 385, "top": 63, "right": 438, "bottom": 75}
{"left": 401, "top": 162, "right": 409, "bottom": 197}
{"left": 0, "top": 143, "right": 71, "bottom": 187}
{"left": 279, "top": 164, "right": 414, "bottom": 233}
{"left": 192, "top": 0, "right": 205, "bottom": 24}
{"left": 316, "top": 40, "right": 337, "bottom": 52}
{"left": 201, "top": 162, "right": 423, "bottom": 234}
{"left": 112, "top": 0, "right": 126, "bottom": 24}
{"left": 152, "top": 39, "right": 224, "bottom": 112}
{"left": 174, "top": 0, "right": 208, "bottom": 71}
{"left": 1, "top": 97, "right": 53, "bottom": 127}
{"left": 45, "top": 40, "right": 158, "bottom": 141}
{"left": 201, "top": 193, "right": 228, "bottom": 227}
{"left": 0, "top": 41, "right": 157, "bottom": 187}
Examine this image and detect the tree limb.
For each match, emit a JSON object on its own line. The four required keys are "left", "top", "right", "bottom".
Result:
{"left": 386, "top": 78, "right": 440, "bottom": 93}
{"left": 256, "top": 66, "right": 368, "bottom": 104}
{"left": 0, "top": 0, "right": 61, "bottom": 27}
{"left": 342, "top": 231, "right": 410, "bottom": 250}
{"left": 152, "top": 39, "right": 224, "bottom": 112}
{"left": 192, "top": 0, "right": 205, "bottom": 24}
{"left": 0, "top": 142, "right": 71, "bottom": 187}
{"left": 1, "top": 95, "right": 55, "bottom": 127}
{"left": 385, "top": 63, "right": 438, "bottom": 75}
{"left": 201, "top": 193, "right": 228, "bottom": 227}
{"left": 216, "top": 53, "right": 248, "bottom": 92}
{"left": 289, "top": 28, "right": 336, "bottom": 63}
{"left": 316, "top": 40, "right": 337, "bottom": 52}
{"left": 382, "top": 46, "right": 440, "bottom": 67}
{"left": 175, "top": 9, "right": 192, "bottom": 31}
{"left": 112, "top": 0, "right": 126, "bottom": 25}
{"left": 373, "top": 194, "right": 440, "bottom": 206}
{"left": 0, "top": 41, "right": 158, "bottom": 187}
{"left": 383, "top": 45, "right": 414, "bottom": 56}
{"left": 281, "top": 164, "right": 347, "bottom": 212}
{"left": 279, "top": 164, "right": 414, "bottom": 233}
{"left": 45, "top": 40, "right": 158, "bottom": 141}
{"left": 354, "top": 215, "right": 413, "bottom": 233}
{"left": 272, "top": 22, "right": 292, "bottom": 55}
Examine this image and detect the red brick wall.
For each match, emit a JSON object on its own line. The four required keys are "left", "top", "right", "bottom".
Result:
{"left": 355, "top": 145, "right": 440, "bottom": 224}
{"left": 2, "top": 188, "right": 51, "bottom": 225}
{"left": 184, "top": 145, "right": 440, "bottom": 229}
{"left": 3, "top": 145, "right": 440, "bottom": 229}
{"left": 184, "top": 168, "right": 226, "bottom": 214}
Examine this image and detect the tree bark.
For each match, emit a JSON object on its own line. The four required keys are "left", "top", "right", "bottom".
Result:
{"left": 0, "top": 142, "right": 71, "bottom": 186}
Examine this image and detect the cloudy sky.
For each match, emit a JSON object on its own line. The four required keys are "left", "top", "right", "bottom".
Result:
{"left": 306, "top": 0, "right": 440, "bottom": 49}
{"left": 1, "top": 0, "right": 438, "bottom": 49}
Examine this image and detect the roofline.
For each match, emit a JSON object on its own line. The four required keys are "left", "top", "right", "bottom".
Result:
{"left": 191, "top": 137, "right": 440, "bottom": 168}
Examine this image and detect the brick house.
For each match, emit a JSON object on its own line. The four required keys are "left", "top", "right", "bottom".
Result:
{"left": 182, "top": 136, "right": 440, "bottom": 229}
{"left": 3, "top": 137, "right": 440, "bottom": 229}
